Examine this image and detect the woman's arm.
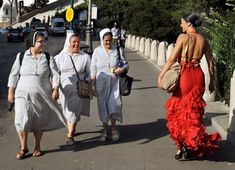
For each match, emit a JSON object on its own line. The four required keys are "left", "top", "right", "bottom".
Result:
{"left": 115, "top": 47, "right": 129, "bottom": 75}
{"left": 204, "top": 40, "right": 215, "bottom": 93}
{"left": 90, "top": 49, "right": 97, "bottom": 80}
{"left": 49, "top": 55, "right": 60, "bottom": 101}
{"left": 157, "top": 34, "right": 184, "bottom": 87}
{"left": 7, "top": 53, "right": 21, "bottom": 103}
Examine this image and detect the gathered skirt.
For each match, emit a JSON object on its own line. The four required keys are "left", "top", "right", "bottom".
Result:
{"left": 165, "top": 62, "right": 221, "bottom": 157}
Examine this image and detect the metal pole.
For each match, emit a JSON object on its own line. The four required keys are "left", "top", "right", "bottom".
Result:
{"left": 85, "top": 0, "right": 93, "bottom": 54}
{"left": 70, "top": 0, "right": 74, "bottom": 31}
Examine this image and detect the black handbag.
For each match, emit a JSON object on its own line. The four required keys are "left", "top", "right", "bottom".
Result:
{"left": 70, "top": 56, "right": 92, "bottom": 99}
{"left": 117, "top": 46, "right": 133, "bottom": 96}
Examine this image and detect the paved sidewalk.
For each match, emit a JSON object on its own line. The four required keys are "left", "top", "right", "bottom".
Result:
{"left": 0, "top": 47, "right": 234, "bottom": 170}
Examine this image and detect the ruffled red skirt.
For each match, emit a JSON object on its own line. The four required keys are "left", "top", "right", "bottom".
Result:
{"left": 165, "top": 62, "right": 221, "bottom": 157}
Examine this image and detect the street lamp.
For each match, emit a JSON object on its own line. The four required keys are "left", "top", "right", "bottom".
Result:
{"left": 85, "top": 0, "right": 93, "bottom": 55}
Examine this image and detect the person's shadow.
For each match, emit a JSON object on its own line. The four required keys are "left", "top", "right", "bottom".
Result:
{"left": 43, "top": 118, "right": 168, "bottom": 153}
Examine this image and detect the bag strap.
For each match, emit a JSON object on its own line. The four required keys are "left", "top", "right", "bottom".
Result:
{"left": 69, "top": 55, "right": 81, "bottom": 81}
{"left": 19, "top": 52, "right": 25, "bottom": 66}
{"left": 45, "top": 52, "right": 50, "bottom": 66}
{"left": 117, "top": 45, "right": 121, "bottom": 61}
{"left": 20, "top": 52, "right": 50, "bottom": 66}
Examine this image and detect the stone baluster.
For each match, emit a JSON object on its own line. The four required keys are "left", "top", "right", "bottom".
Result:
{"left": 229, "top": 70, "right": 235, "bottom": 132}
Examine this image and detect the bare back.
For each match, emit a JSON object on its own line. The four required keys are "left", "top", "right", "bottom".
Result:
{"left": 181, "top": 33, "right": 206, "bottom": 62}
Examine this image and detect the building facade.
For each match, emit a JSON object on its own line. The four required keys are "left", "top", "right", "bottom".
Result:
{"left": 0, "top": 0, "right": 17, "bottom": 28}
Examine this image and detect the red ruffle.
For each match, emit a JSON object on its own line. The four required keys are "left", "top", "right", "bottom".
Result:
{"left": 165, "top": 88, "right": 221, "bottom": 157}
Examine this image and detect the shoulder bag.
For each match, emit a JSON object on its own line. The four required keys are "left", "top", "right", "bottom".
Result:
{"left": 161, "top": 62, "right": 181, "bottom": 93}
{"left": 161, "top": 35, "right": 189, "bottom": 93}
{"left": 117, "top": 46, "right": 133, "bottom": 96}
{"left": 69, "top": 55, "right": 92, "bottom": 99}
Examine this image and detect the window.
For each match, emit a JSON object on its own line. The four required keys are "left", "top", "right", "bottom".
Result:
{"left": 5, "top": 9, "right": 8, "bottom": 15}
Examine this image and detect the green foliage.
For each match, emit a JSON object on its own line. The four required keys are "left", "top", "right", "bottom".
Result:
{"left": 94, "top": 0, "right": 235, "bottom": 102}
{"left": 203, "top": 12, "right": 235, "bottom": 103}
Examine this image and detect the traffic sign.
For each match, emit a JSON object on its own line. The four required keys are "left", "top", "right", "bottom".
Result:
{"left": 66, "top": 7, "right": 74, "bottom": 22}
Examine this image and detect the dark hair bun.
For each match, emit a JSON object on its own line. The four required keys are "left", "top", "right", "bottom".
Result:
{"left": 183, "top": 13, "right": 202, "bottom": 27}
{"left": 194, "top": 16, "right": 202, "bottom": 27}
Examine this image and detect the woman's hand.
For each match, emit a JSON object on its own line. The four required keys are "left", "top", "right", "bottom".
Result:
{"left": 8, "top": 87, "right": 15, "bottom": 103}
{"left": 114, "top": 67, "right": 126, "bottom": 75}
{"left": 52, "top": 88, "right": 59, "bottom": 101}
{"left": 157, "top": 76, "right": 162, "bottom": 88}
{"left": 91, "top": 79, "right": 97, "bottom": 97}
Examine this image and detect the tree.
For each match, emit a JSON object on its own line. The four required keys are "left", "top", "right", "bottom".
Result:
{"left": 0, "top": 0, "right": 3, "bottom": 8}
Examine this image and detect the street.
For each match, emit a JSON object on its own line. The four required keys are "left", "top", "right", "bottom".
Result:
{"left": 0, "top": 35, "right": 234, "bottom": 169}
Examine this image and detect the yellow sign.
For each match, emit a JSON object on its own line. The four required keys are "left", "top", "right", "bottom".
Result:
{"left": 66, "top": 7, "right": 74, "bottom": 22}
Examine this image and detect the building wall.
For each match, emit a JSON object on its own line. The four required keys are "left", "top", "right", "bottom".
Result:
{"left": 0, "top": 0, "right": 17, "bottom": 27}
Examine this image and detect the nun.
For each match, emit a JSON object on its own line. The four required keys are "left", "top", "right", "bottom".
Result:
{"left": 91, "top": 28, "right": 129, "bottom": 142}
{"left": 7, "top": 31, "right": 66, "bottom": 159}
{"left": 54, "top": 34, "right": 91, "bottom": 145}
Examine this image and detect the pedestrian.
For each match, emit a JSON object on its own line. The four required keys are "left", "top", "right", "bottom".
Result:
{"left": 158, "top": 13, "right": 221, "bottom": 160}
{"left": 7, "top": 31, "right": 66, "bottom": 160}
{"left": 111, "top": 22, "right": 121, "bottom": 45}
{"left": 120, "top": 25, "right": 127, "bottom": 48}
{"left": 54, "top": 34, "right": 91, "bottom": 145}
{"left": 91, "top": 28, "right": 129, "bottom": 142}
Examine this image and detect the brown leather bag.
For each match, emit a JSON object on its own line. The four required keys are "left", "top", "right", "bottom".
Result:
{"left": 70, "top": 56, "right": 92, "bottom": 99}
{"left": 161, "top": 62, "right": 181, "bottom": 93}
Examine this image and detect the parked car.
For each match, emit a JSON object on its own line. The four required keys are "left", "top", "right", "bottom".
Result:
{"left": 22, "top": 27, "right": 33, "bottom": 37}
{"left": 49, "top": 18, "right": 66, "bottom": 36}
{"left": 0, "top": 28, "right": 9, "bottom": 35}
{"left": 7, "top": 29, "right": 24, "bottom": 42}
{"left": 35, "top": 27, "right": 48, "bottom": 40}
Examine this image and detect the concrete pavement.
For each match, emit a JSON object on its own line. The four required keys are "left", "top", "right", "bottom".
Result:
{"left": 0, "top": 44, "right": 235, "bottom": 170}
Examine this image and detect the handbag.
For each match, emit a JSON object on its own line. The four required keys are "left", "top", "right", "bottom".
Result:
{"left": 117, "top": 46, "right": 133, "bottom": 96}
{"left": 161, "top": 35, "right": 191, "bottom": 93}
{"left": 161, "top": 62, "right": 181, "bottom": 93}
{"left": 70, "top": 56, "right": 92, "bottom": 99}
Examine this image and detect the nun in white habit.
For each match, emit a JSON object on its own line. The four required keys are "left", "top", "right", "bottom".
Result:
{"left": 54, "top": 34, "right": 91, "bottom": 145}
{"left": 91, "top": 28, "right": 129, "bottom": 142}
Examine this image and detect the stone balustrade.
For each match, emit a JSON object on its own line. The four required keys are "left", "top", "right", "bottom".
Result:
{"left": 229, "top": 70, "right": 235, "bottom": 133}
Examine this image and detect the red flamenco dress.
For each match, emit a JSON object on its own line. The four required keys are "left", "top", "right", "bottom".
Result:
{"left": 165, "top": 60, "right": 221, "bottom": 157}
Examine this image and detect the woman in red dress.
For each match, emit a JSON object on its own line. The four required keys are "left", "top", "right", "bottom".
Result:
{"left": 158, "top": 13, "right": 221, "bottom": 160}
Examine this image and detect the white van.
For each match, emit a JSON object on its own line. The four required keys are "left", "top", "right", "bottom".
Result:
{"left": 49, "top": 18, "right": 66, "bottom": 36}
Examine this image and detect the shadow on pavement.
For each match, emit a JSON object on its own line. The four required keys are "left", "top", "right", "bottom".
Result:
{"left": 43, "top": 119, "right": 168, "bottom": 153}
{"left": 132, "top": 86, "right": 157, "bottom": 90}
{"left": 192, "top": 140, "right": 235, "bottom": 163}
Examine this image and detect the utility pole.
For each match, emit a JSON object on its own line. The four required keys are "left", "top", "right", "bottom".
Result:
{"left": 8, "top": 0, "right": 13, "bottom": 25}
{"left": 70, "top": 0, "right": 74, "bottom": 31}
{"left": 85, "top": 0, "right": 93, "bottom": 54}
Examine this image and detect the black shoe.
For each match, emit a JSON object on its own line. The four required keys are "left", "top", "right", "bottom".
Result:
{"left": 181, "top": 146, "right": 190, "bottom": 159}
{"left": 175, "top": 151, "right": 183, "bottom": 160}
{"left": 181, "top": 147, "right": 198, "bottom": 160}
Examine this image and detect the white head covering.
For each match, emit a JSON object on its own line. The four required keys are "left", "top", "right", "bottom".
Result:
{"left": 99, "top": 28, "right": 112, "bottom": 46}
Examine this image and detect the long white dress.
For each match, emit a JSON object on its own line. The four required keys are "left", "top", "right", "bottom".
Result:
{"left": 55, "top": 50, "right": 91, "bottom": 123}
{"left": 8, "top": 49, "right": 66, "bottom": 132}
{"left": 91, "top": 45, "right": 128, "bottom": 123}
